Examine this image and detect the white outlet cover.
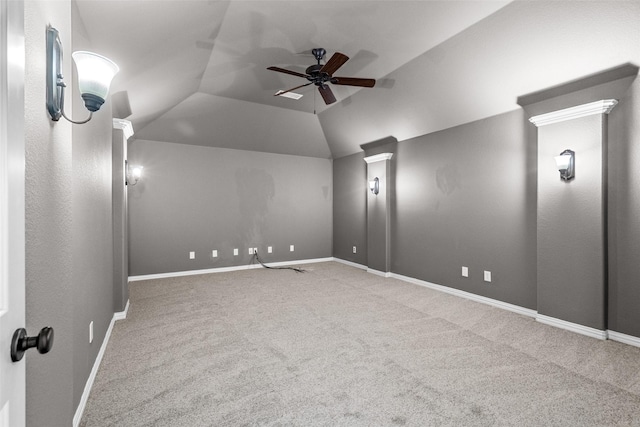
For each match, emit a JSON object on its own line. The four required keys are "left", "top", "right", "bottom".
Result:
{"left": 212, "top": 250, "right": 218, "bottom": 257}
{"left": 89, "top": 321, "right": 94, "bottom": 344}
{"left": 484, "top": 270, "right": 492, "bottom": 282}
{"left": 189, "top": 251, "right": 195, "bottom": 259}
{"left": 290, "top": 245, "right": 295, "bottom": 252}
{"left": 233, "top": 248, "right": 238, "bottom": 256}
{"left": 268, "top": 246, "right": 273, "bottom": 253}
{"left": 249, "top": 248, "right": 254, "bottom": 255}
{"left": 462, "top": 266, "right": 469, "bottom": 277}
{"left": 353, "top": 246, "right": 357, "bottom": 254}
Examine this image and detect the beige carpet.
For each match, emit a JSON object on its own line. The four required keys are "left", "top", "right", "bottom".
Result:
{"left": 80, "top": 262, "right": 640, "bottom": 426}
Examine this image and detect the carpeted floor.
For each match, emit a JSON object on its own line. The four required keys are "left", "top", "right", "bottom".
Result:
{"left": 80, "top": 262, "right": 640, "bottom": 426}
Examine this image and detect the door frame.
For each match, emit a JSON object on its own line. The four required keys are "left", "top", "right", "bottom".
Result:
{"left": 0, "top": 0, "right": 26, "bottom": 425}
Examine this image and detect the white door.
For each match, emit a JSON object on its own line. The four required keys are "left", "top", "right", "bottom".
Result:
{"left": 0, "top": 0, "right": 26, "bottom": 425}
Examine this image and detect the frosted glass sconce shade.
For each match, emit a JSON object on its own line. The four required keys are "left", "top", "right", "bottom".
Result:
{"left": 46, "top": 26, "right": 119, "bottom": 124}
{"left": 554, "top": 149, "right": 575, "bottom": 181}
{"left": 369, "top": 177, "right": 380, "bottom": 195}
{"left": 72, "top": 51, "right": 119, "bottom": 112}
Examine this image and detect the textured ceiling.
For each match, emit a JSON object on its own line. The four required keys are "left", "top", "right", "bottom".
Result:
{"left": 74, "top": 1, "right": 640, "bottom": 159}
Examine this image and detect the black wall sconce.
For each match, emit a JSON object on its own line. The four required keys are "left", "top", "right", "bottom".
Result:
{"left": 369, "top": 177, "right": 379, "bottom": 195}
{"left": 46, "top": 26, "right": 119, "bottom": 124}
{"left": 554, "top": 149, "right": 575, "bottom": 181}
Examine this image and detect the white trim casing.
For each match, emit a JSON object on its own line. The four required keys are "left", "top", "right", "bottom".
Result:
{"left": 113, "top": 299, "right": 129, "bottom": 321}
{"left": 129, "top": 257, "right": 334, "bottom": 282}
{"left": 536, "top": 314, "right": 608, "bottom": 340}
{"left": 367, "top": 268, "right": 392, "bottom": 278}
{"left": 390, "top": 272, "right": 537, "bottom": 318}
{"left": 608, "top": 330, "right": 640, "bottom": 348}
{"left": 363, "top": 152, "right": 394, "bottom": 164}
{"left": 112, "top": 118, "right": 134, "bottom": 140}
{"left": 529, "top": 99, "right": 618, "bottom": 127}
{"left": 73, "top": 301, "right": 130, "bottom": 427}
{"left": 332, "top": 258, "right": 367, "bottom": 270}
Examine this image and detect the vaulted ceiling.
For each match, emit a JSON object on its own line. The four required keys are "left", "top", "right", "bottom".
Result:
{"left": 75, "top": 1, "right": 640, "bottom": 159}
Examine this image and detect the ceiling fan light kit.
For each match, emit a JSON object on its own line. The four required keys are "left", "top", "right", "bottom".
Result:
{"left": 268, "top": 47, "right": 376, "bottom": 105}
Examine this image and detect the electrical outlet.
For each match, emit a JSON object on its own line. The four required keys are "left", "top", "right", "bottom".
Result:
{"left": 212, "top": 250, "right": 218, "bottom": 258}
{"left": 249, "top": 248, "right": 254, "bottom": 255}
{"left": 353, "top": 246, "right": 357, "bottom": 254}
{"left": 462, "top": 266, "right": 469, "bottom": 277}
{"left": 290, "top": 245, "right": 295, "bottom": 252}
{"left": 268, "top": 246, "right": 273, "bottom": 253}
{"left": 89, "top": 321, "right": 94, "bottom": 344}
{"left": 233, "top": 248, "right": 238, "bottom": 256}
{"left": 484, "top": 270, "right": 492, "bottom": 282}
{"left": 189, "top": 251, "right": 195, "bottom": 260}
{"left": 254, "top": 247, "right": 258, "bottom": 254}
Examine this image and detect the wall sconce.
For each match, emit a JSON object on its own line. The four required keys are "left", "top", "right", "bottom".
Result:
{"left": 46, "top": 26, "right": 119, "bottom": 124}
{"left": 369, "top": 177, "right": 379, "bottom": 195}
{"left": 554, "top": 149, "right": 575, "bottom": 181}
{"left": 126, "top": 161, "right": 143, "bottom": 186}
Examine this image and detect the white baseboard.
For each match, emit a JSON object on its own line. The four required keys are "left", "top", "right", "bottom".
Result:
{"left": 332, "top": 258, "right": 367, "bottom": 270}
{"left": 608, "top": 330, "right": 640, "bottom": 348}
{"left": 390, "top": 272, "right": 537, "bottom": 318}
{"left": 113, "top": 299, "right": 129, "bottom": 321}
{"left": 73, "top": 300, "right": 130, "bottom": 427}
{"left": 129, "top": 257, "right": 334, "bottom": 282}
{"left": 367, "top": 268, "right": 392, "bottom": 278}
{"left": 536, "top": 314, "right": 607, "bottom": 340}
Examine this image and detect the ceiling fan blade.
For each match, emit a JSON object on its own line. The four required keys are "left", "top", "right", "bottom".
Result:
{"left": 267, "top": 66, "right": 309, "bottom": 79}
{"left": 318, "top": 84, "right": 336, "bottom": 105}
{"left": 274, "top": 82, "right": 313, "bottom": 96}
{"left": 320, "top": 52, "right": 349, "bottom": 76}
{"left": 332, "top": 77, "right": 376, "bottom": 88}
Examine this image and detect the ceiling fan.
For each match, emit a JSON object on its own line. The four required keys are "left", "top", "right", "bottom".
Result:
{"left": 267, "top": 48, "right": 375, "bottom": 105}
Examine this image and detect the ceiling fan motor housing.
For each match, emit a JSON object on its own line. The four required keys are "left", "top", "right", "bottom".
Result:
{"left": 305, "top": 64, "right": 331, "bottom": 85}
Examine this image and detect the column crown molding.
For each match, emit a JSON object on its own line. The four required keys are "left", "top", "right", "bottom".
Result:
{"left": 112, "top": 119, "right": 134, "bottom": 140}
{"left": 363, "top": 152, "right": 394, "bottom": 164}
{"left": 529, "top": 99, "right": 618, "bottom": 127}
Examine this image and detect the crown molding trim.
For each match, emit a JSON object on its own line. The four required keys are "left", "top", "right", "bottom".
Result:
{"left": 363, "top": 152, "right": 394, "bottom": 164}
{"left": 529, "top": 99, "right": 618, "bottom": 127}
{"left": 112, "top": 118, "right": 134, "bottom": 140}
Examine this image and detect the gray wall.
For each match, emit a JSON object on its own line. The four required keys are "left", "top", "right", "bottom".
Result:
{"left": 71, "top": 0, "right": 116, "bottom": 411}
{"left": 609, "top": 77, "right": 640, "bottom": 337}
{"left": 366, "top": 158, "right": 392, "bottom": 273}
{"left": 536, "top": 113, "right": 607, "bottom": 330}
{"left": 112, "top": 128, "right": 128, "bottom": 311}
{"left": 391, "top": 109, "right": 538, "bottom": 309}
{"left": 334, "top": 110, "right": 537, "bottom": 309}
{"left": 127, "top": 140, "right": 332, "bottom": 276}
{"left": 24, "top": 1, "right": 117, "bottom": 424}
{"left": 333, "top": 81, "right": 640, "bottom": 338}
{"left": 332, "top": 152, "right": 367, "bottom": 265}
{"left": 25, "top": 3, "right": 74, "bottom": 425}
{"left": 333, "top": 110, "right": 538, "bottom": 308}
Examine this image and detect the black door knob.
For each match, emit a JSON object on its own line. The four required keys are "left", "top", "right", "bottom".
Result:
{"left": 10, "top": 326, "right": 54, "bottom": 362}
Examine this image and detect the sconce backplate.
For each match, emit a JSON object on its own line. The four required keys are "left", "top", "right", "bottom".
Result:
{"left": 46, "top": 26, "right": 63, "bottom": 121}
